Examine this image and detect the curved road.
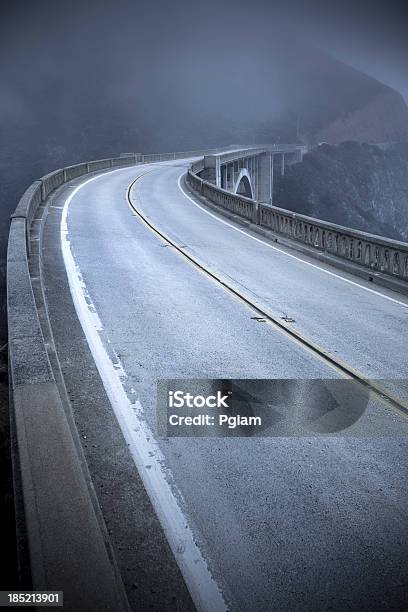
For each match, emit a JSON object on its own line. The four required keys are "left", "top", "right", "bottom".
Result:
{"left": 44, "top": 159, "right": 408, "bottom": 611}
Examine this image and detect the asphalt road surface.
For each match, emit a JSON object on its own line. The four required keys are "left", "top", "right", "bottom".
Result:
{"left": 43, "top": 159, "right": 408, "bottom": 611}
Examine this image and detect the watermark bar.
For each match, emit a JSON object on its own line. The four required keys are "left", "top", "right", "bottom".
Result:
{"left": 157, "top": 379, "right": 408, "bottom": 437}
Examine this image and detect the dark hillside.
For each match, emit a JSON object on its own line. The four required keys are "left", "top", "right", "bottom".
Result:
{"left": 275, "top": 141, "right": 408, "bottom": 241}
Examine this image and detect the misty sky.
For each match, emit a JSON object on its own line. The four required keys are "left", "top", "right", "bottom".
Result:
{"left": 300, "top": 2, "right": 408, "bottom": 103}
{"left": 2, "top": 1, "right": 407, "bottom": 97}
{"left": 1, "top": 0, "right": 407, "bottom": 153}
{"left": 0, "top": 0, "right": 407, "bottom": 258}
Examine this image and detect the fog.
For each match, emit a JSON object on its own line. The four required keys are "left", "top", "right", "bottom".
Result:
{"left": 0, "top": 0, "right": 407, "bottom": 244}
{"left": 2, "top": 0, "right": 407, "bottom": 149}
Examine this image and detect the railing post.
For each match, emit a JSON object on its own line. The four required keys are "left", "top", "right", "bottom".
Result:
{"left": 252, "top": 201, "right": 260, "bottom": 225}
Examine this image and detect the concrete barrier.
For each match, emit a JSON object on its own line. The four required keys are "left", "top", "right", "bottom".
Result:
{"left": 258, "top": 203, "right": 408, "bottom": 280}
{"left": 8, "top": 155, "right": 145, "bottom": 610}
{"left": 186, "top": 163, "right": 408, "bottom": 288}
{"left": 111, "top": 155, "right": 137, "bottom": 167}
{"left": 64, "top": 162, "right": 89, "bottom": 181}
{"left": 41, "top": 169, "right": 65, "bottom": 201}
{"left": 87, "top": 158, "right": 112, "bottom": 172}
{"left": 11, "top": 181, "right": 43, "bottom": 231}
{"left": 7, "top": 219, "right": 129, "bottom": 611}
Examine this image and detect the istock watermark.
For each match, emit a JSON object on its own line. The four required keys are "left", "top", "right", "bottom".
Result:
{"left": 168, "top": 390, "right": 230, "bottom": 409}
{"left": 156, "top": 378, "right": 408, "bottom": 438}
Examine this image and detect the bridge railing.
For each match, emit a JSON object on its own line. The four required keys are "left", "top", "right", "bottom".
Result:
{"left": 258, "top": 203, "right": 408, "bottom": 279}
{"left": 209, "top": 144, "right": 308, "bottom": 166}
{"left": 186, "top": 163, "right": 408, "bottom": 283}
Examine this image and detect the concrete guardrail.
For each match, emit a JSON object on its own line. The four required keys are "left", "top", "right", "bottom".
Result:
{"left": 187, "top": 159, "right": 408, "bottom": 287}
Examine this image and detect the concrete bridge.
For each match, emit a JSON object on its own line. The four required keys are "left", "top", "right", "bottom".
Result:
{"left": 7, "top": 145, "right": 408, "bottom": 611}
{"left": 200, "top": 145, "right": 307, "bottom": 202}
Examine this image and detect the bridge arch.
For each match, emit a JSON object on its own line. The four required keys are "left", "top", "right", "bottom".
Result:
{"left": 233, "top": 168, "right": 254, "bottom": 199}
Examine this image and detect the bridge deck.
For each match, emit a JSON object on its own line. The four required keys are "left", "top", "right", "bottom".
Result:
{"left": 41, "top": 159, "right": 408, "bottom": 611}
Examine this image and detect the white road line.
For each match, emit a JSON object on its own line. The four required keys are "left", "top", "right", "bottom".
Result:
{"left": 60, "top": 170, "right": 227, "bottom": 612}
{"left": 177, "top": 171, "right": 408, "bottom": 308}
